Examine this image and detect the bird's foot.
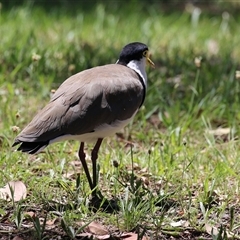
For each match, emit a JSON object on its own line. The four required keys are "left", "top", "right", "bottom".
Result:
{"left": 89, "top": 191, "right": 119, "bottom": 213}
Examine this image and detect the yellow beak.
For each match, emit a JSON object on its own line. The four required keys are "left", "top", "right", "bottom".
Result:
{"left": 146, "top": 53, "right": 155, "bottom": 68}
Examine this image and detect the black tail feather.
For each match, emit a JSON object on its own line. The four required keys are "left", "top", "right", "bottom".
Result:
{"left": 13, "top": 141, "right": 49, "bottom": 154}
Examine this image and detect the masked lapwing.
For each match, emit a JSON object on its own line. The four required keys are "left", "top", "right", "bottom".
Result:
{"left": 13, "top": 42, "right": 154, "bottom": 200}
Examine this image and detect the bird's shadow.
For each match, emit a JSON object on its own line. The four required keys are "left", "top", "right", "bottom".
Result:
{"left": 43, "top": 191, "right": 177, "bottom": 215}
{"left": 89, "top": 193, "right": 120, "bottom": 213}
{"left": 88, "top": 194, "right": 178, "bottom": 214}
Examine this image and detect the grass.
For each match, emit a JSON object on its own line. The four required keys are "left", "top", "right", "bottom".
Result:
{"left": 1, "top": 1, "right": 240, "bottom": 239}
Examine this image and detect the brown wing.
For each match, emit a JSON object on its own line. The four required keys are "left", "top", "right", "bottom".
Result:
{"left": 13, "top": 64, "right": 144, "bottom": 144}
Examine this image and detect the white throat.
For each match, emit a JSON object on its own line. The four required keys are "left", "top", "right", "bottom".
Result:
{"left": 127, "top": 59, "right": 147, "bottom": 87}
{"left": 116, "top": 58, "right": 147, "bottom": 88}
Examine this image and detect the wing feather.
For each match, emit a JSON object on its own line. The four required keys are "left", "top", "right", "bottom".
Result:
{"left": 14, "top": 64, "right": 144, "bottom": 144}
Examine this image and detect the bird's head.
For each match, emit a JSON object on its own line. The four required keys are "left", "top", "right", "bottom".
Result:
{"left": 117, "top": 42, "right": 155, "bottom": 68}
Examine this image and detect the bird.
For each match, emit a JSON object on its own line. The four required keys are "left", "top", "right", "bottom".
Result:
{"left": 13, "top": 42, "right": 154, "bottom": 200}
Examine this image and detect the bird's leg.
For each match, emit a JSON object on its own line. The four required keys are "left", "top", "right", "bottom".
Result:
{"left": 90, "top": 138, "right": 119, "bottom": 212}
{"left": 78, "top": 142, "right": 93, "bottom": 190}
{"left": 91, "top": 138, "right": 103, "bottom": 197}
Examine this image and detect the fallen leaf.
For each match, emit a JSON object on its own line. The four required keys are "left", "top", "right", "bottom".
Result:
{"left": 206, "top": 128, "right": 232, "bottom": 142}
{"left": 63, "top": 171, "right": 75, "bottom": 179}
{"left": 207, "top": 127, "right": 231, "bottom": 136}
{"left": 140, "top": 176, "right": 149, "bottom": 185}
{"left": 119, "top": 233, "right": 132, "bottom": 239}
{"left": 96, "top": 234, "right": 111, "bottom": 239}
{"left": 205, "top": 224, "right": 235, "bottom": 239}
{"left": 205, "top": 224, "right": 219, "bottom": 236}
{"left": 69, "top": 160, "right": 81, "bottom": 167}
{"left": 170, "top": 220, "right": 188, "bottom": 227}
{"left": 126, "top": 163, "right": 140, "bottom": 171}
{"left": 12, "top": 236, "right": 24, "bottom": 240}
{"left": 121, "top": 233, "right": 148, "bottom": 240}
{"left": 0, "top": 181, "right": 27, "bottom": 201}
{"left": 24, "top": 211, "right": 35, "bottom": 218}
{"left": 86, "top": 221, "right": 109, "bottom": 235}
{"left": 139, "top": 167, "right": 148, "bottom": 174}
{"left": 76, "top": 233, "right": 92, "bottom": 238}
{"left": 46, "top": 218, "right": 58, "bottom": 226}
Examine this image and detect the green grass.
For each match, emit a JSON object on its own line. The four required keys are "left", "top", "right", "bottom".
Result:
{"left": 1, "top": 2, "right": 240, "bottom": 239}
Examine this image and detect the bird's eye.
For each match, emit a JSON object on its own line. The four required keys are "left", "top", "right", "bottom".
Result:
{"left": 143, "top": 50, "right": 148, "bottom": 57}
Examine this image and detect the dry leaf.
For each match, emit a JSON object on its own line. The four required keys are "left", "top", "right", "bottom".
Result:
{"left": 170, "top": 220, "right": 188, "bottom": 227}
{"left": 63, "top": 171, "right": 75, "bottom": 179}
{"left": 86, "top": 221, "right": 108, "bottom": 235}
{"left": 46, "top": 218, "right": 58, "bottom": 226}
{"left": 206, "top": 127, "right": 232, "bottom": 142}
{"left": 12, "top": 236, "right": 24, "bottom": 240}
{"left": 205, "top": 224, "right": 219, "bottom": 236}
{"left": 121, "top": 233, "right": 148, "bottom": 240}
{"left": 24, "top": 211, "right": 35, "bottom": 218}
{"left": 69, "top": 160, "right": 81, "bottom": 167}
{"left": 140, "top": 176, "right": 149, "bottom": 185}
{"left": 0, "top": 181, "right": 27, "bottom": 201}
{"left": 96, "top": 234, "right": 111, "bottom": 240}
{"left": 76, "top": 233, "right": 92, "bottom": 238}
{"left": 139, "top": 167, "right": 148, "bottom": 174}
{"left": 207, "top": 127, "right": 231, "bottom": 136}
{"left": 205, "top": 224, "right": 235, "bottom": 239}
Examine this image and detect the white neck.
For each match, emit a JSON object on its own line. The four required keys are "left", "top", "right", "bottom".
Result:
{"left": 116, "top": 59, "right": 147, "bottom": 88}
{"left": 127, "top": 59, "right": 147, "bottom": 88}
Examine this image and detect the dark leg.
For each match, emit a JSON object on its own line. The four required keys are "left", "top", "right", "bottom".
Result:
{"left": 89, "top": 138, "right": 119, "bottom": 212}
{"left": 91, "top": 138, "right": 103, "bottom": 196}
{"left": 78, "top": 142, "right": 93, "bottom": 190}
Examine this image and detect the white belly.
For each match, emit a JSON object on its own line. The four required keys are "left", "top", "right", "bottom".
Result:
{"left": 49, "top": 114, "right": 135, "bottom": 144}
